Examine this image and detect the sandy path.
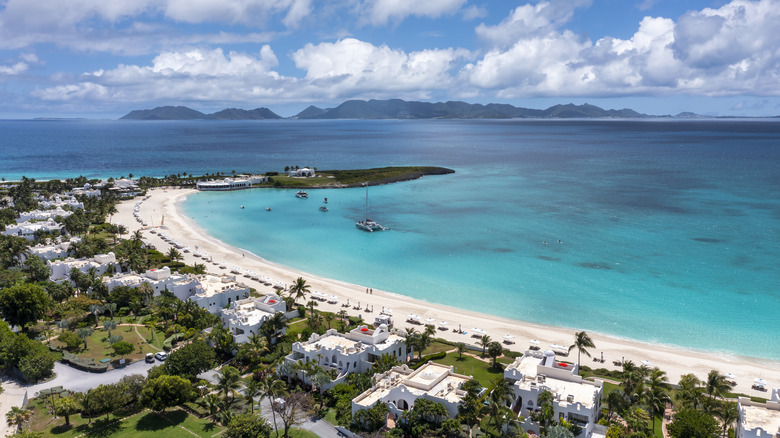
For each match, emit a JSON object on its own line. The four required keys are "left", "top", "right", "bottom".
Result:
{"left": 114, "top": 187, "right": 780, "bottom": 398}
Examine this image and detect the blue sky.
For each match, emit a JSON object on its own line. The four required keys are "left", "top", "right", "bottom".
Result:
{"left": 1, "top": 0, "right": 779, "bottom": 118}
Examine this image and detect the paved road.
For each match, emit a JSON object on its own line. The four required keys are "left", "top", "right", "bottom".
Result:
{"left": 29, "top": 358, "right": 159, "bottom": 395}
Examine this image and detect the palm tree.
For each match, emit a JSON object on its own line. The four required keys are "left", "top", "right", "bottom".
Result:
{"left": 715, "top": 402, "right": 739, "bottom": 438}
{"left": 288, "top": 277, "right": 310, "bottom": 304}
{"left": 103, "top": 320, "right": 117, "bottom": 338}
{"left": 676, "top": 373, "right": 704, "bottom": 409}
{"left": 306, "top": 300, "right": 319, "bottom": 314}
{"left": 311, "top": 370, "right": 331, "bottom": 409}
{"left": 131, "top": 230, "right": 143, "bottom": 246}
{"left": 5, "top": 406, "right": 31, "bottom": 432}
{"left": 192, "top": 263, "right": 206, "bottom": 274}
{"left": 89, "top": 304, "right": 103, "bottom": 327}
{"left": 644, "top": 368, "right": 671, "bottom": 435}
{"left": 478, "top": 334, "right": 491, "bottom": 357}
{"left": 202, "top": 393, "right": 221, "bottom": 422}
{"left": 259, "top": 375, "right": 288, "bottom": 437}
{"left": 569, "top": 331, "right": 595, "bottom": 365}
{"left": 216, "top": 366, "right": 242, "bottom": 405}
{"left": 77, "top": 327, "right": 93, "bottom": 351}
{"left": 705, "top": 370, "right": 731, "bottom": 400}
{"left": 456, "top": 342, "right": 466, "bottom": 359}
{"left": 167, "top": 247, "right": 182, "bottom": 262}
{"left": 244, "top": 380, "right": 261, "bottom": 413}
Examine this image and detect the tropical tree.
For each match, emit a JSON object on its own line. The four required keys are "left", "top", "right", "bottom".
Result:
{"left": 605, "top": 389, "right": 629, "bottom": 421}
{"left": 644, "top": 368, "right": 671, "bottom": 435}
{"left": 111, "top": 341, "right": 135, "bottom": 359}
{"left": 52, "top": 396, "right": 78, "bottom": 426}
{"left": 288, "top": 277, "right": 310, "bottom": 304}
{"left": 487, "top": 341, "right": 504, "bottom": 368}
{"left": 77, "top": 327, "right": 94, "bottom": 350}
{"left": 569, "top": 331, "right": 596, "bottom": 365}
{"left": 0, "top": 283, "right": 50, "bottom": 331}
{"left": 201, "top": 393, "right": 221, "bottom": 422}
{"left": 478, "top": 334, "right": 491, "bottom": 357}
{"left": 5, "top": 406, "right": 31, "bottom": 432}
{"left": 533, "top": 389, "right": 556, "bottom": 434}
{"left": 676, "top": 374, "right": 704, "bottom": 410}
{"left": 705, "top": 370, "right": 731, "bottom": 400}
{"left": 167, "top": 247, "right": 182, "bottom": 262}
{"left": 244, "top": 379, "right": 261, "bottom": 413}
{"left": 225, "top": 413, "right": 272, "bottom": 438}
{"left": 103, "top": 319, "right": 117, "bottom": 338}
{"left": 482, "top": 379, "right": 516, "bottom": 436}
{"left": 217, "top": 366, "right": 242, "bottom": 405}
{"left": 311, "top": 370, "right": 331, "bottom": 409}
{"left": 259, "top": 375, "right": 288, "bottom": 437}
{"left": 456, "top": 342, "right": 466, "bottom": 359}
{"left": 372, "top": 353, "right": 400, "bottom": 374}
{"left": 668, "top": 408, "right": 720, "bottom": 438}
{"left": 89, "top": 304, "right": 103, "bottom": 327}
{"left": 141, "top": 374, "right": 195, "bottom": 413}
{"left": 714, "top": 402, "right": 739, "bottom": 438}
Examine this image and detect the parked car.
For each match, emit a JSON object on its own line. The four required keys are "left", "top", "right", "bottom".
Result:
{"left": 155, "top": 352, "right": 167, "bottom": 361}
{"left": 145, "top": 353, "right": 155, "bottom": 363}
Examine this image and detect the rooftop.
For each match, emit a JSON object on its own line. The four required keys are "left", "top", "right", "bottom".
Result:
{"left": 739, "top": 397, "right": 780, "bottom": 434}
{"left": 355, "top": 362, "right": 471, "bottom": 408}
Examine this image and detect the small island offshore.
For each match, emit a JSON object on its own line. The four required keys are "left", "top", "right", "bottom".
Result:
{"left": 1, "top": 165, "right": 778, "bottom": 438}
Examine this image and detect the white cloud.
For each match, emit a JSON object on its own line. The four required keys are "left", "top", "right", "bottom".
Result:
{"left": 475, "top": 0, "right": 591, "bottom": 48}
{"left": 291, "top": 38, "right": 467, "bottom": 96}
{"left": 357, "top": 0, "right": 467, "bottom": 26}
{"left": 0, "top": 61, "right": 29, "bottom": 75}
{"left": 462, "top": 5, "right": 488, "bottom": 21}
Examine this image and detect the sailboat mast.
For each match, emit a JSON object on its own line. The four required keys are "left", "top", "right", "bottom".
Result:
{"left": 364, "top": 183, "right": 368, "bottom": 220}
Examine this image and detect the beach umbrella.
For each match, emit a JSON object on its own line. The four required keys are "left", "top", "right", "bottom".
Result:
{"left": 503, "top": 334, "right": 514, "bottom": 339}
{"left": 754, "top": 378, "right": 767, "bottom": 385}
{"left": 472, "top": 328, "right": 486, "bottom": 335}
{"left": 725, "top": 373, "right": 737, "bottom": 380}
{"left": 530, "top": 339, "right": 540, "bottom": 345}
{"left": 425, "top": 317, "right": 436, "bottom": 323}
{"left": 550, "top": 344, "right": 566, "bottom": 351}
{"left": 384, "top": 308, "right": 392, "bottom": 314}
{"left": 641, "top": 360, "right": 651, "bottom": 366}
{"left": 438, "top": 321, "right": 448, "bottom": 327}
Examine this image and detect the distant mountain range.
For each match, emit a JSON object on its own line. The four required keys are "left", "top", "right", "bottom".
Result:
{"left": 120, "top": 99, "right": 680, "bottom": 120}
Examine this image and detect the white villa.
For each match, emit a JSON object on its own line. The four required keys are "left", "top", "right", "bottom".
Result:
{"left": 23, "top": 240, "right": 73, "bottom": 262}
{"left": 103, "top": 266, "right": 197, "bottom": 300}
{"left": 17, "top": 207, "right": 73, "bottom": 222}
{"left": 71, "top": 184, "right": 101, "bottom": 198}
{"left": 38, "top": 195, "right": 84, "bottom": 210}
{"left": 188, "top": 274, "right": 251, "bottom": 314}
{"left": 285, "top": 325, "right": 407, "bottom": 389}
{"left": 220, "top": 294, "right": 288, "bottom": 343}
{"left": 352, "top": 362, "right": 473, "bottom": 419}
{"left": 48, "top": 253, "right": 118, "bottom": 282}
{"left": 737, "top": 390, "right": 780, "bottom": 438}
{"left": 504, "top": 350, "right": 603, "bottom": 438}
{"left": 2, "top": 219, "right": 64, "bottom": 241}
{"left": 100, "top": 178, "right": 142, "bottom": 197}
{"left": 196, "top": 176, "right": 267, "bottom": 191}
{"left": 288, "top": 168, "right": 315, "bottom": 178}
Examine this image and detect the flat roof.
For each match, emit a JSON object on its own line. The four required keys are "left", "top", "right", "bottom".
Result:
{"left": 355, "top": 362, "right": 470, "bottom": 408}
{"left": 742, "top": 404, "right": 780, "bottom": 433}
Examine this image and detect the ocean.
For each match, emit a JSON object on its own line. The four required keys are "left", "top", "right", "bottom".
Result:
{"left": 2, "top": 118, "right": 779, "bottom": 359}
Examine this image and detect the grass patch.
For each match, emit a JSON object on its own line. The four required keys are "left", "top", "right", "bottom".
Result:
{"left": 434, "top": 354, "right": 504, "bottom": 387}
{"left": 272, "top": 428, "right": 320, "bottom": 438}
{"left": 420, "top": 341, "right": 453, "bottom": 356}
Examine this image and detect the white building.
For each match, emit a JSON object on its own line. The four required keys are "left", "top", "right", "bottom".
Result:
{"left": 48, "top": 253, "right": 118, "bottom": 282}
{"left": 103, "top": 266, "right": 198, "bottom": 301}
{"left": 352, "top": 362, "right": 472, "bottom": 419}
{"left": 188, "top": 274, "right": 251, "bottom": 314}
{"left": 288, "top": 168, "right": 315, "bottom": 178}
{"left": 38, "top": 195, "right": 84, "bottom": 210}
{"left": 23, "top": 241, "right": 72, "bottom": 262}
{"left": 196, "top": 176, "right": 267, "bottom": 191}
{"left": 504, "top": 350, "right": 603, "bottom": 438}
{"left": 285, "top": 325, "right": 407, "bottom": 389}
{"left": 17, "top": 207, "right": 73, "bottom": 222}
{"left": 737, "top": 390, "right": 780, "bottom": 438}
{"left": 220, "top": 294, "right": 288, "bottom": 343}
{"left": 2, "top": 219, "right": 65, "bottom": 241}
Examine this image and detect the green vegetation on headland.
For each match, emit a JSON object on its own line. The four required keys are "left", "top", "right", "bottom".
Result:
{"left": 268, "top": 166, "right": 454, "bottom": 188}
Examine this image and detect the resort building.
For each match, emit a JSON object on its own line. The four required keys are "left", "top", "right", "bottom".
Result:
{"left": 71, "top": 184, "right": 101, "bottom": 198}
{"left": 16, "top": 207, "right": 73, "bottom": 222}
{"left": 352, "top": 362, "right": 472, "bottom": 419}
{"left": 285, "top": 325, "right": 407, "bottom": 389}
{"left": 196, "top": 175, "right": 267, "bottom": 191}
{"left": 737, "top": 390, "right": 780, "bottom": 438}
{"left": 103, "top": 266, "right": 197, "bottom": 300}
{"left": 98, "top": 178, "right": 142, "bottom": 197}
{"left": 220, "top": 294, "right": 289, "bottom": 343}
{"left": 288, "top": 168, "right": 315, "bottom": 178}
{"left": 504, "top": 350, "right": 603, "bottom": 438}
{"left": 2, "top": 219, "right": 65, "bottom": 241}
{"left": 188, "top": 274, "right": 251, "bottom": 314}
{"left": 22, "top": 240, "right": 73, "bottom": 262}
{"left": 38, "top": 195, "right": 84, "bottom": 210}
{"left": 48, "top": 253, "right": 118, "bottom": 282}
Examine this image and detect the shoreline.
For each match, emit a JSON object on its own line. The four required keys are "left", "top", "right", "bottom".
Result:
{"left": 115, "top": 187, "right": 780, "bottom": 397}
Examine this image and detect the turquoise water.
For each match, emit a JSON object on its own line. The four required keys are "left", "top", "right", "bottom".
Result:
{"left": 2, "top": 118, "right": 778, "bottom": 359}
{"left": 177, "top": 120, "right": 780, "bottom": 360}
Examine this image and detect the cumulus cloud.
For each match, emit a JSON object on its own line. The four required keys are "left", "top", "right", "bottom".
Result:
{"left": 475, "top": 0, "right": 591, "bottom": 48}
{"left": 356, "top": 0, "right": 467, "bottom": 26}
{"left": 291, "top": 38, "right": 467, "bottom": 96}
{"left": 462, "top": 0, "right": 780, "bottom": 98}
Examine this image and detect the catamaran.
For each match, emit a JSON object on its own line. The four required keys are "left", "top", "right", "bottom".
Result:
{"left": 295, "top": 190, "right": 308, "bottom": 198}
{"left": 356, "top": 183, "right": 388, "bottom": 232}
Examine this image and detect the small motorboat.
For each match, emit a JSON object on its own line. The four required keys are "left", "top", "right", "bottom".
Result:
{"left": 324, "top": 197, "right": 328, "bottom": 203}
{"left": 241, "top": 205, "right": 245, "bottom": 209}
{"left": 295, "top": 191, "right": 308, "bottom": 198}
{"left": 266, "top": 207, "right": 271, "bottom": 211}
{"left": 319, "top": 206, "right": 328, "bottom": 212}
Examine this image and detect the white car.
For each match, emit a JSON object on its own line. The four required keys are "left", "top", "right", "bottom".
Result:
{"left": 155, "top": 352, "right": 167, "bottom": 361}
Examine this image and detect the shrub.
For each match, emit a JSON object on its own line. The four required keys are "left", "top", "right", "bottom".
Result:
{"left": 58, "top": 331, "right": 82, "bottom": 351}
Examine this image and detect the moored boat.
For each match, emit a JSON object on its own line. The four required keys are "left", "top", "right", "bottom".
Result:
{"left": 295, "top": 190, "right": 308, "bottom": 198}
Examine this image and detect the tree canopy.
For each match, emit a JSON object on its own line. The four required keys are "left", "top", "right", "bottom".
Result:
{"left": 163, "top": 339, "right": 216, "bottom": 379}
{"left": 141, "top": 375, "right": 194, "bottom": 412}
{"left": 0, "top": 283, "right": 50, "bottom": 331}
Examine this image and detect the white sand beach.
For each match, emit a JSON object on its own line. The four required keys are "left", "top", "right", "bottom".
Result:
{"left": 114, "top": 187, "right": 780, "bottom": 397}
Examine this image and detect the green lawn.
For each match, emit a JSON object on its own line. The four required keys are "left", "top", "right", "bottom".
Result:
{"left": 31, "top": 406, "right": 223, "bottom": 438}
{"left": 272, "top": 428, "right": 320, "bottom": 438}
{"left": 434, "top": 354, "right": 504, "bottom": 387}
{"left": 420, "top": 341, "right": 453, "bottom": 356}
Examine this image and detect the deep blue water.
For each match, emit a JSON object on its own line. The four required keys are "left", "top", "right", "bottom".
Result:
{"left": 3, "top": 118, "right": 780, "bottom": 359}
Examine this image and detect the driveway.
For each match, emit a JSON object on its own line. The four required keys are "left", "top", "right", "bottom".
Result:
{"left": 30, "top": 358, "right": 159, "bottom": 395}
